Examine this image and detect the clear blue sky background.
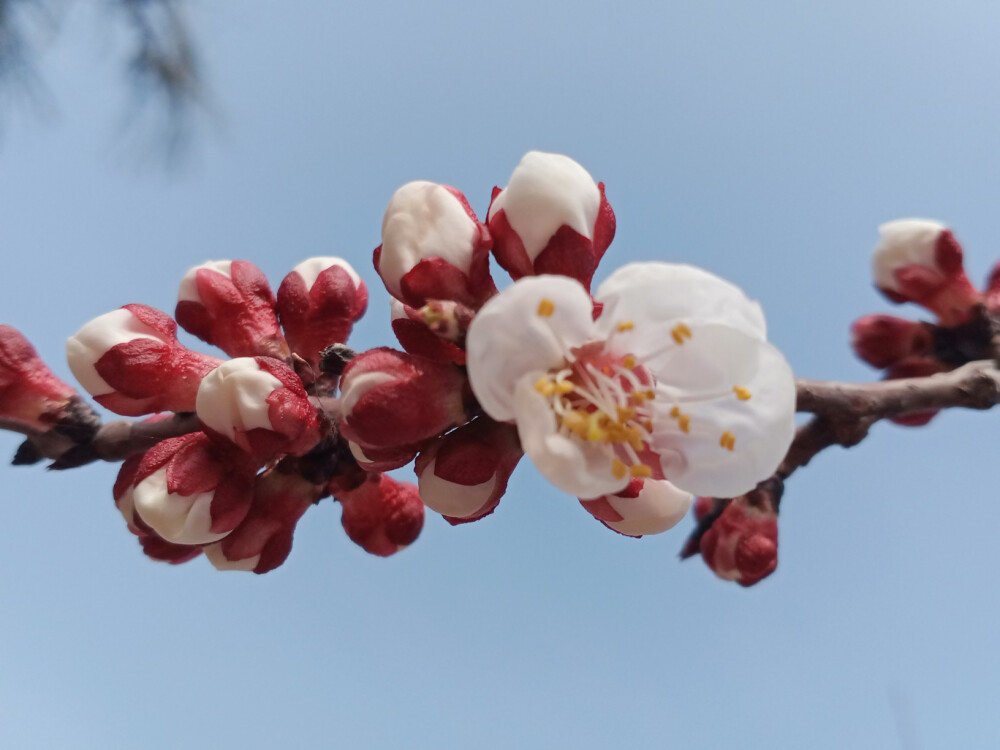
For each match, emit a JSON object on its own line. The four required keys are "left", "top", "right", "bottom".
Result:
{"left": 1, "top": 2, "right": 999, "bottom": 748}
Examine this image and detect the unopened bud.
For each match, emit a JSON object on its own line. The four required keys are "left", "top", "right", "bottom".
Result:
{"left": 850, "top": 314, "right": 934, "bottom": 369}
{"left": 488, "top": 151, "right": 616, "bottom": 291}
{"left": 1, "top": 325, "right": 79, "bottom": 431}
{"left": 334, "top": 473, "right": 424, "bottom": 557}
{"left": 66, "top": 305, "right": 223, "bottom": 416}
{"left": 176, "top": 260, "right": 290, "bottom": 359}
{"left": 700, "top": 495, "right": 778, "bottom": 587}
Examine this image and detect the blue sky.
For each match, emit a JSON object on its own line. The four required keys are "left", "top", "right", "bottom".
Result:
{"left": 2, "top": 2, "right": 999, "bottom": 747}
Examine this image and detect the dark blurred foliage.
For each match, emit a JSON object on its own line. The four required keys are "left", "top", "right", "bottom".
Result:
{"left": 0, "top": 0, "right": 206, "bottom": 163}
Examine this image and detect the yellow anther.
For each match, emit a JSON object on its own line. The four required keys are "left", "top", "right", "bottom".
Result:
{"left": 611, "top": 458, "right": 628, "bottom": 480}
{"left": 644, "top": 389, "right": 656, "bottom": 401}
{"left": 720, "top": 431, "right": 736, "bottom": 451}
{"left": 629, "top": 463, "right": 653, "bottom": 478}
{"left": 537, "top": 299, "right": 555, "bottom": 317}
{"left": 534, "top": 377, "right": 556, "bottom": 397}
{"left": 616, "top": 320, "right": 635, "bottom": 332}
{"left": 561, "top": 410, "right": 589, "bottom": 438}
{"left": 616, "top": 406, "right": 636, "bottom": 423}
{"left": 626, "top": 428, "right": 645, "bottom": 451}
{"left": 678, "top": 414, "right": 691, "bottom": 434}
{"left": 733, "top": 386, "right": 752, "bottom": 401}
{"left": 623, "top": 355, "right": 637, "bottom": 370}
{"left": 642, "top": 419, "right": 654, "bottom": 432}
{"left": 671, "top": 323, "right": 693, "bottom": 345}
{"left": 554, "top": 381, "right": 575, "bottom": 395}
{"left": 587, "top": 414, "right": 607, "bottom": 442}
{"left": 669, "top": 406, "right": 680, "bottom": 418}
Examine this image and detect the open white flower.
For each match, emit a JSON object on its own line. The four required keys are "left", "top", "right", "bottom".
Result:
{"left": 465, "top": 262, "right": 796, "bottom": 499}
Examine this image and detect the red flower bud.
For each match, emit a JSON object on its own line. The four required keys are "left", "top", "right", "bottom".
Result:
{"left": 487, "top": 151, "right": 616, "bottom": 292}
{"left": 338, "top": 347, "right": 470, "bottom": 450}
{"left": 872, "top": 220, "right": 981, "bottom": 325}
{"left": 276, "top": 257, "right": 368, "bottom": 367}
{"left": 699, "top": 495, "right": 778, "bottom": 587}
{"left": 203, "top": 470, "right": 319, "bottom": 574}
{"left": 129, "top": 432, "right": 258, "bottom": 546}
{"left": 375, "top": 182, "right": 495, "bottom": 308}
{"left": 176, "top": 260, "right": 290, "bottom": 359}
{"left": 196, "top": 357, "right": 321, "bottom": 461}
{"left": 985, "top": 261, "right": 1000, "bottom": 312}
{"left": 334, "top": 473, "right": 425, "bottom": 557}
{"left": 113, "top": 452, "right": 202, "bottom": 565}
{"left": 850, "top": 314, "right": 934, "bottom": 369}
{"left": 66, "top": 304, "right": 223, "bottom": 416}
{"left": 0, "top": 325, "right": 78, "bottom": 431}
{"left": 414, "top": 418, "right": 521, "bottom": 524}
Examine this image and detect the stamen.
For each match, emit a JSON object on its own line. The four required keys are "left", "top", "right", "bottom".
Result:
{"left": 671, "top": 323, "right": 693, "bottom": 345}
{"left": 629, "top": 463, "right": 653, "bottom": 478}
{"left": 616, "top": 321, "right": 635, "bottom": 332}
{"left": 537, "top": 299, "right": 555, "bottom": 317}
{"left": 678, "top": 414, "right": 690, "bottom": 434}
{"left": 612, "top": 458, "right": 628, "bottom": 480}
{"left": 669, "top": 406, "right": 680, "bottom": 418}
{"left": 622, "top": 355, "right": 637, "bottom": 369}
{"left": 720, "top": 431, "right": 736, "bottom": 451}
{"left": 554, "top": 381, "right": 575, "bottom": 395}
{"left": 733, "top": 386, "right": 752, "bottom": 401}
{"left": 534, "top": 377, "right": 556, "bottom": 397}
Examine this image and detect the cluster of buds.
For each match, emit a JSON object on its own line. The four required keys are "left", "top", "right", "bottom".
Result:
{"left": 58, "top": 254, "right": 427, "bottom": 571}
{"left": 852, "top": 219, "right": 1000, "bottom": 426}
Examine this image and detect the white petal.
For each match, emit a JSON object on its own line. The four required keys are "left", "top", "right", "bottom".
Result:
{"left": 514, "top": 378, "right": 628, "bottom": 498}
{"left": 418, "top": 457, "right": 497, "bottom": 518}
{"left": 872, "top": 219, "right": 946, "bottom": 291}
{"left": 291, "top": 257, "right": 361, "bottom": 290}
{"left": 466, "top": 275, "right": 596, "bottom": 421}
{"left": 178, "top": 260, "right": 233, "bottom": 303}
{"left": 132, "top": 468, "right": 229, "bottom": 545}
{"left": 605, "top": 480, "right": 693, "bottom": 537}
{"left": 648, "top": 326, "right": 796, "bottom": 498}
{"left": 196, "top": 358, "right": 282, "bottom": 441}
{"left": 488, "top": 151, "right": 600, "bottom": 261}
{"left": 66, "top": 308, "right": 165, "bottom": 396}
{"left": 379, "top": 181, "right": 477, "bottom": 299}
{"left": 595, "top": 263, "right": 767, "bottom": 350}
{"left": 204, "top": 542, "right": 260, "bottom": 572}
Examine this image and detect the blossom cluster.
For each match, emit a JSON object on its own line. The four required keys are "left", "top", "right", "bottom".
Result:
{"left": 64, "top": 256, "right": 423, "bottom": 571}
{"left": 2, "top": 150, "right": 802, "bottom": 584}
{"left": 346, "top": 151, "right": 797, "bottom": 540}
{"left": 852, "top": 219, "right": 1000, "bottom": 426}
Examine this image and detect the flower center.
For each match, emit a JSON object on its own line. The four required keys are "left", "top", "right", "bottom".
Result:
{"left": 534, "top": 340, "right": 657, "bottom": 480}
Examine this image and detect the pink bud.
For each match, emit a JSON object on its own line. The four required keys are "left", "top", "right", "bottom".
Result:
{"left": 699, "top": 495, "right": 778, "bottom": 587}
{"left": 338, "top": 347, "right": 470, "bottom": 450}
{"left": 113, "top": 452, "right": 203, "bottom": 565}
{"left": 885, "top": 357, "right": 948, "bottom": 426}
{"left": 196, "top": 357, "right": 321, "bottom": 461}
{"left": 389, "top": 298, "right": 467, "bottom": 365}
{"left": 374, "top": 181, "right": 495, "bottom": 308}
{"left": 0, "top": 325, "right": 79, "bottom": 431}
{"left": 66, "top": 305, "right": 223, "bottom": 416}
{"left": 850, "top": 314, "right": 935, "bottom": 369}
{"left": 580, "top": 478, "right": 693, "bottom": 538}
{"left": 176, "top": 260, "right": 290, "bottom": 359}
{"left": 488, "top": 151, "right": 616, "bottom": 291}
{"left": 276, "top": 257, "right": 368, "bottom": 367}
{"left": 203, "top": 470, "right": 319, "bottom": 574}
{"left": 872, "top": 220, "right": 981, "bottom": 325}
{"left": 130, "top": 432, "right": 258, "bottom": 545}
{"left": 414, "top": 418, "right": 522, "bottom": 524}
{"left": 334, "top": 473, "right": 425, "bottom": 557}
